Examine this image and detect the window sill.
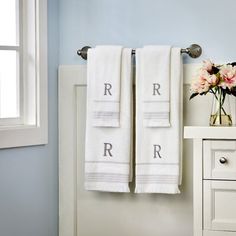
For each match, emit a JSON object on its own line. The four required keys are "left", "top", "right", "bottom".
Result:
{"left": 0, "top": 123, "right": 48, "bottom": 149}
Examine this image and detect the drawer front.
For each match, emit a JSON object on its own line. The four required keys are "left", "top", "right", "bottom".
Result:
{"left": 204, "top": 140, "right": 236, "bottom": 180}
{"left": 204, "top": 180, "right": 236, "bottom": 232}
{"left": 203, "top": 230, "right": 236, "bottom": 236}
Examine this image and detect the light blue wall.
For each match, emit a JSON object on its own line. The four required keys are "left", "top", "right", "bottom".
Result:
{"left": 59, "top": 0, "right": 236, "bottom": 65}
{"left": 0, "top": 0, "right": 59, "bottom": 236}
{"left": 57, "top": 1, "right": 236, "bottom": 236}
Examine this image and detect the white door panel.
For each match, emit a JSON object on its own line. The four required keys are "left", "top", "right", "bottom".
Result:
{"left": 59, "top": 65, "right": 196, "bottom": 236}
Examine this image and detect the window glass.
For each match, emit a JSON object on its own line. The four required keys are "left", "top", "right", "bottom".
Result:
{"left": 0, "top": 0, "right": 18, "bottom": 46}
{"left": 0, "top": 50, "right": 19, "bottom": 118}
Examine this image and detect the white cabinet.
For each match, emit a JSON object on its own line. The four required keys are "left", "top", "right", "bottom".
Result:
{"left": 204, "top": 141, "right": 236, "bottom": 180}
{"left": 185, "top": 127, "right": 236, "bottom": 236}
{"left": 204, "top": 181, "right": 236, "bottom": 232}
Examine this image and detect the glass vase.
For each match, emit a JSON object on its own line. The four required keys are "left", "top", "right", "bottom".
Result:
{"left": 209, "top": 88, "right": 232, "bottom": 126}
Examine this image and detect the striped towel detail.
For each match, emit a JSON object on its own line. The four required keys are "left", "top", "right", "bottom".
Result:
{"left": 85, "top": 173, "right": 129, "bottom": 183}
{"left": 136, "top": 175, "right": 179, "bottom": 184}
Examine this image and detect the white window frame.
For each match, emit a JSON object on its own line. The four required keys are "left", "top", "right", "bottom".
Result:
{"left": 0, "top": 0, "right": 48, "bottom": 149}
{"left": 0, "top": 0, "right": 22, "bottom": 124}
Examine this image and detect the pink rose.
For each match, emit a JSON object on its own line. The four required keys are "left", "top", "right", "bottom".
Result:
{"left": 219, "top": 65, "right": 236, "bottom": 89}
{"left": 198, "top": 65, "right": 218, "bottom": 85}
{"left": 206, "top": 74, "right": 218, "bottom": 86}
{"left": 191, "top": 75, "right": 210, "bottom": 94}
{"left": 202, "top": 59, "right": 214, "bottom": 72}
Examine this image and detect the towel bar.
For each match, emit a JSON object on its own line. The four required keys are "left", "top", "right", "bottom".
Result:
{"left": 77, "top": 44, "right": 202, "bottom": 60}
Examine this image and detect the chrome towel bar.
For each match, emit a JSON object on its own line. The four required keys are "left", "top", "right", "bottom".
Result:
{"left": 77, "top": 44, "right": 202, "bottom": 60}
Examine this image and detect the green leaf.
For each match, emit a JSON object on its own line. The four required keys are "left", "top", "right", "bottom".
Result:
{"left": 231, "top": 87, "right": 236, "bottom": 96}
{"left": 211, "top": 66, "right": 220, "bottom": 74}
{"left": 231, "top": 90, "right": 236, "bottom": 96}
{"left": 189, "top": 93, "right": 199, "bottom": 100}
{"left": 199, "top": 92, "right": 207, "bottom": 95}
{"left": 231, "top": 62, "right": 236, "bottom": 67}
{"left": 225, "top": 88, "right": 231, "bottom": 95}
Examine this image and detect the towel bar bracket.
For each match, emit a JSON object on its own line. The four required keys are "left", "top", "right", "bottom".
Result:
{"left": 77, "top": 46, "right": 91, "bottom": 60}
{"left": 77, "top": 44, "right": 202, "bottom": 60}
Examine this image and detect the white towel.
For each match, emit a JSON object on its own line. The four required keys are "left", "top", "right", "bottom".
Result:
{"left": 140, "top": 46, "right": 171, "bottom": 127}
{"left": 88, "top": 45, "right": 123, "bottom": 127}
{"left": 135, "top": 47, "right": 183, "bottom": 194}
{"left": 85, "top": 48, "right": 133, "bottom": 192}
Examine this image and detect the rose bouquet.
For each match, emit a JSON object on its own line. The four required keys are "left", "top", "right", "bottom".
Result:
{"left": 190, "top": 60, "right": 236, "bottom": 125}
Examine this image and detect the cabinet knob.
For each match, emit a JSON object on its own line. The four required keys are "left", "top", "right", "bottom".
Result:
{"left": 219, "top": 157, "right": 227, "bottom": 164}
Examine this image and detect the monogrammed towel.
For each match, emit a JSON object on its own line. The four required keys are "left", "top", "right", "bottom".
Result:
{"left": 140, "top": 46, "right": 171, "bottom": 127}
{"left": 135, "top": 47, "right": 183, "bottom": 194}
{"left": 85, "top": 48, "right": 133, "bottom": 192}
{"left": 88, "top": 45, "right": 123, "bottom": 127}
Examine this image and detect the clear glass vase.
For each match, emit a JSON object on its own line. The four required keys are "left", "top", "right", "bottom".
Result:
{"left": 209, "top": 88, "right": 232, "bottom": 126}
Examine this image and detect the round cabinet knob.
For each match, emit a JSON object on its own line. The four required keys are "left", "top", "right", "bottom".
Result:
{"left": 219, "top": 157, "right": 227, "bottom": 164}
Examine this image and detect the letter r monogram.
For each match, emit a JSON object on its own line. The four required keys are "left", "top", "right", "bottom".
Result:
{"left": 104, "top": 83, "right": 112, "bottom": 96}
{"left": 153, "top": 83, "right": 161, "bottom": 96}
{"left": 104, "top": 143, "right": 113, "bottom": 157}
{"left": 153, "top": 144, "right": 162, "bottom": 158}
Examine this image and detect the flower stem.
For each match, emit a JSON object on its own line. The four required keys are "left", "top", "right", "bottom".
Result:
{"left": 210, "top": 87, "right": 231, "bottom": 125}
{"left": 210, "top": 88, "right": 227, "bottom": 115}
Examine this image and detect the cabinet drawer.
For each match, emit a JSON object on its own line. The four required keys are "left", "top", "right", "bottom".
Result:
{"left": 204, "top": 180, "right": 236, "bottom": 232}
{"left": 203, "top": 140, "right": 236, "bottom": 180}
{"left": 203, "top": 230, "right": 236, "bottom": 236}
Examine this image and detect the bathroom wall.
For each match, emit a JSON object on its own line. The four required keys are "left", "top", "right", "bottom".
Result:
{"left": 1, "top": 1, "right": 236, "bottom": 236}
{"left": 59, "top": 0, "right": 236, "bottom": 65}
{"left": 58, "top": 0, "right": 236, "bottom": 236}
{"left": 58, "top": 65, "right": 211, "bottom": 236}
{"left": 0, "top": 0, "right": 59, "bottom": 236}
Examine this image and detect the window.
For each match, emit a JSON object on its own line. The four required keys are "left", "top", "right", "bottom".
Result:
{"left": 0, "top": 0, "right": 20, "bottom": 121}
{"left": 0, "top": 0, "right": 48, "bottom": 148}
